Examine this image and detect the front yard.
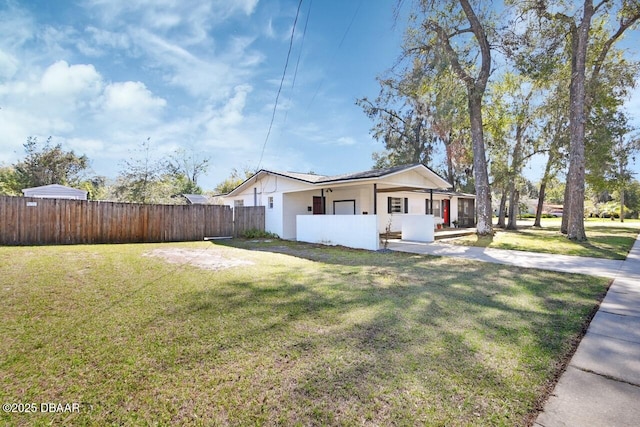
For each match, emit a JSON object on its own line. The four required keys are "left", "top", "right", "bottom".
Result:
{"left": 0, "top": 240, "right": 610, "bottom": 426}
{"left": 448, "top": 218, "right": 639, "bottom": 260}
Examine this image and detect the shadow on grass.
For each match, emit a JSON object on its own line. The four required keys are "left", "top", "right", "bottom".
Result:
{"left": 164, "top": 241, "right": 608, "bottom": 425}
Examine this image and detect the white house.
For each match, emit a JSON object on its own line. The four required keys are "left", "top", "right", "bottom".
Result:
{"left": 22, "top": 184, "right": 88, "bottom": 200}
{"left": 223, "top": 164, "right": 475, "bottom": 250}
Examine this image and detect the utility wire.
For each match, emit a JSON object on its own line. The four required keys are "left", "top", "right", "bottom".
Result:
{"left": 307, "top": 0, "right": 363, "bottom": 109}
{"left": 257, "top": 0, "right": 305, "bottom": 171}
{"left": 280, "top": 0, "right": 313, "bottom": 129}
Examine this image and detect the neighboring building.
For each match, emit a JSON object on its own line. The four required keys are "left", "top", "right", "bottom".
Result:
{"left": 182, "top": 194, "right": 210, "bottom": 205}
{"left": 222, "top": 164, "right": 476, "bottom": 249}
{"left": 22, "top": 184, "right": 88, "bottom": 200}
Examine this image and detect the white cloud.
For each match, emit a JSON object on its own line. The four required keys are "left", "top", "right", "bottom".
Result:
{"left": 40, "top": 60, "right": 103, "bottom": 98}
{"left": 206, "top": 84, "right": 252, "bottom": 130}
{"left": 83, "top": 0, "right": 259, "bottom": 41}
{"left": 77, "top": 26, "right": 132, "bottom": 57}
{"left": 128, "top": 28, "right": 263, "bottom": 100}
{"left": 336, "top": 136, "right": 357, "bottom": 146}
{"left": 102, "top": 81, "right": 166, "bottom": 114}
{"left": 0, "top": 50, "right": 19, "bottom": 79}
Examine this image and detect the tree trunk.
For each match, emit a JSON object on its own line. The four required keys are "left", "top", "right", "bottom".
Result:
{"left": 564, "top": 1, "right": 593, "bottom": 241}
{"left": 497, "top": 188, "right": 507, "bottom": 228}
{"left": 560, "top": 179, "right": 570, "bottom": 233}
{"left": 534, "top": 181, "right": 547, "bottom": 227}
{"left": 469, "top": 92, "right": 493, "bottom": 235}
{"left": 620, "top": 157, "right": 626, "bottom": 222}
{"left": 620, "top": 187, "right": 625, "bottom": 222}
{"left": 507, "top": 186, "right": 518, "bottom": 230}
{"left": 509, "top": 190, "right": 520, "bottom": 227}
{"left": 445, "top": 140, "right": 456, "bottom": 191}
{"left": 534, "top": 148, "right": 556, "bottom": 227}
{"left": 506, "top": 124, "right": 524, "bottom": 230}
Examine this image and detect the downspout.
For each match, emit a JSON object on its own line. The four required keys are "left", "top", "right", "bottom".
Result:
{"left": 253, "top": 187, "right": 257, "bottom": 206}
{"left": 321, "top": 189, "right": 325, "bottom": 214}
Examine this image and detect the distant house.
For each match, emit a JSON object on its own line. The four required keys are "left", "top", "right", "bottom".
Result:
{"left": 222, "top": 164, "right": 476, "bottom": 250}
{"left": 182, "top": 194, "right": 210, "bottom": 205}
{"left": 22, "top": 184, "right": 88, "bottom": 200}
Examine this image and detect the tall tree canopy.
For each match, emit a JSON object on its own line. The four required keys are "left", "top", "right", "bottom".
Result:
{"left": 13, "top": 136, "right": 89, "bottom": 190}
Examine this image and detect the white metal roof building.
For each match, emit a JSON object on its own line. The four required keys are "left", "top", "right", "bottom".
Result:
{"left": 22, "top": 184, "right": 88, "bottom": 200}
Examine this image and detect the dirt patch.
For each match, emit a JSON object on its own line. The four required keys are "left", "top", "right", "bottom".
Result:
{"left": 144, "top": 248, "right": 254, "bottom": 271}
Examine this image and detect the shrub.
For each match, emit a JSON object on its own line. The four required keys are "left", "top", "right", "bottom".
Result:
{"left": 241, "top": 229, "right": 279, "bottom": 239}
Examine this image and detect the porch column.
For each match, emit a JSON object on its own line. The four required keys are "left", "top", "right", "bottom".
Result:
{"left": 373, "top": 184, "right": 377, "bottom": 215}
{"left": 429, "top": 189, "right": 433, "bottom": 214}
{"left": 321, "top": 189, "right": 326, "bottom": 214}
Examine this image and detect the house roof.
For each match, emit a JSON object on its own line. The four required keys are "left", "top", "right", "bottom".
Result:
{"left": 22, "top": 184, "right": 88, "bottom": 199}
{"left": 225, "top": 164, "right": 453, "bottom": 197}
{"left": 183, "top": 194, "right": 210, "bottom": 204}
{"left": 22, "top": 183, "right": 86, "bottom": 193}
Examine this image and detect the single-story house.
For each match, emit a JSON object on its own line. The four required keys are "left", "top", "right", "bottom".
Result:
{"left": 22, "top": 184, "right": 88, "bottom": 200}
{"left": 223, "top": 164, "right": 476, "bottom": 250}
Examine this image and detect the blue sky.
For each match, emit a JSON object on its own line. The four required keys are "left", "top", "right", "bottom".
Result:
{"left": 0, "top": 0, "right": 639, "bottom": 191}
{"left": 0, "top": 0, "right": 406, "bottom": 190}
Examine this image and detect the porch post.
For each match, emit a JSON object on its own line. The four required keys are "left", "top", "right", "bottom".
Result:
{"left": 321, "top": 189, "right": 325, "bottom": 214}
{"left": 429, "top": 189, "right": 433, "bottom": 214}
{"left": 373, "top": 184, "right": 377, "bottom": 215}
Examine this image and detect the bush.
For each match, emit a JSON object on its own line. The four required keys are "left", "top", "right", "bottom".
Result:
{"left": 241, "top": 229, "right": 279, "bottom": 239}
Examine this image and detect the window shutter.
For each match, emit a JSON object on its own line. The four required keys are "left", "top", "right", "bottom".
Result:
{"left": 404, "top": 198, "right": 408, "bottom": 214}
{"left": 387, "top": 197, "right": 392, "bottom": 214}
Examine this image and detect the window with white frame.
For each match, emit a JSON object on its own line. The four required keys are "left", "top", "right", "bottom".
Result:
{"left": 234, "top": 199, "right": 244, "bottom": 207}
{"left": 268, "top": 196, "right": 274, "bottom": 209}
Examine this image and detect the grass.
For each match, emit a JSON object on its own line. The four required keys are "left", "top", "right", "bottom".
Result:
{"left": 447, "top": 218, "right": 639, "bottom": 260}
{"left": 0, "top": 240, "right": 610, "bottom": 426}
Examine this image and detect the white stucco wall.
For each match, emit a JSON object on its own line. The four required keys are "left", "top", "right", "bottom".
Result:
{"left": 283, "top": 192, "right": 314, "bottom": 239}
{"left": 401, "top": 215, "right": 435, "bottom": 242}
{"left": 297, "top": 214, "right": 379, "bottom": 250}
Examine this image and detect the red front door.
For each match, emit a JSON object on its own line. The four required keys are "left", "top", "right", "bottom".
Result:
{"left": 443, "top": 200, "right": 450, "bottom": 226}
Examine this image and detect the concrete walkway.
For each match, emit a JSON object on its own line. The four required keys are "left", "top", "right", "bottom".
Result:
{"left": 388, "top": 235, "right": 640, "bottom": 427}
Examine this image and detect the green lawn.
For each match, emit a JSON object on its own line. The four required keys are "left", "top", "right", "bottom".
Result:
{"left": 1, "top": 241, "right": 610, "bottom": 426}
{"left": 448, "top": 218, "right": 639, "bottom": 260}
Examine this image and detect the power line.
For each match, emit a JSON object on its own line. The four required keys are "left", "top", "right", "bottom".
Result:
{"left": 256, "top": 0, "right": 305, "bottom": 171}
{"left": 280, "top": 0, "right": 313, "bottom": 130}
{"left": 307, "top": 0, "right": 363, "bottom": 110}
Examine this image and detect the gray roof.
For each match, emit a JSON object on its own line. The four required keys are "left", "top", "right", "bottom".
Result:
{"left": 225, "top": 163, "right": 454, "bottom": 197}
{"left": 267, "top": 164, "right": 446, "bottom": 185}
{"left": 22, "top": 184, "right": 88, "bottom": 200}
{"left": 183, "top": 194, "right": 210, "bottom": 204}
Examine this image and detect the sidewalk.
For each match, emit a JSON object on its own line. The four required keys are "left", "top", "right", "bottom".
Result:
{"left": 388, "top": 235, "right": 640, "bottom": 427}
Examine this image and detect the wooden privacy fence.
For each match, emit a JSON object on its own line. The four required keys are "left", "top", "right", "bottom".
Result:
{"left": 233, "top": 206, "right": 266, "bottom": 237}
{"left": 0, "top": 196, "right": 246, "bottom": 245}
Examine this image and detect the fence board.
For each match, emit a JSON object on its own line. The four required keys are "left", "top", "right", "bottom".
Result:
{"left": 234, "top": 206, "right": 266, "bottom": 237}
{"left": 0, "top": 196, "right": 236, "bottom": 245}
